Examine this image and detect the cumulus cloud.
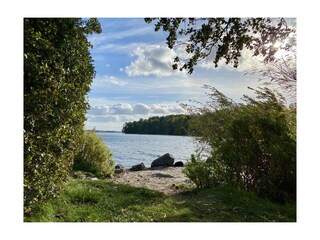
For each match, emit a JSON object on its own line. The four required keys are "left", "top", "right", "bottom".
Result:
{"left": 87, "top": 105, "right": 110, "bottom": 115}
{"left": 86, "top": 103, "right": 187, "bottom": 130}
{"left": 124, "top": 45, "right": 187, "bottom": 77}
{"left": 150, "top": 104, "right": 168, "bottom": 114}
{"left": 133, "top": 103, "right": 150, "bottom": 114}
{"left": 150, "top": 104, "right": 185, "bottom": 114}
{"left": 111, "top": 103, "right": 134, "bottom": 115}
{"left": 88, "top": 115, "right": 135, "bottom": 123}
{"left": 196, "top": 47, "right": 265, "bottom": 73}
{"left": 236, "top": 49, "right": 266, "bottom": 72}
{"left": 88, "top": 103, "right": 186, "bottom": 117}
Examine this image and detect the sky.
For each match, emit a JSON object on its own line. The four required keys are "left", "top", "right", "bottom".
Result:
{"left": 84, "top": 18, "right": 293, "bottom": 131}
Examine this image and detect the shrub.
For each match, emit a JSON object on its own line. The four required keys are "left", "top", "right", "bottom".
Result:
{"left": 24, "top": 18, "right": 101, "bottom": 206}
{"left": 73, "top": 130, "right": 114, "bottom": 178}
{"left": 183, "top": 154, "right": 224, "bottom": 188}
{"left": 188, "top": 86, "right": 296, "bottom": 203}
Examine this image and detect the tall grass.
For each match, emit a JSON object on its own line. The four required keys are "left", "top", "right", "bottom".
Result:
{"left": 73, "top": 130, "right": 114, "bottom": 178}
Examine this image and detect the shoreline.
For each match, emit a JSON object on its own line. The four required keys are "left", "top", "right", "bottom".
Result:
{"left": 110, "top": 167, "right": 193, "bottom": 195}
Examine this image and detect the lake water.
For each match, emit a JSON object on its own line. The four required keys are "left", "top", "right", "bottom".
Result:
{"left": 96, "top": 132, "right": 201, "bottom": 168}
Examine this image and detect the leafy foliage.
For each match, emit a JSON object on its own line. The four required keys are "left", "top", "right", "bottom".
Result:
{"left": 183, "top": 154, "right": 225, "bottom": 188}
{"left": 73, "top": 130, "right": 114, "bottom": 178}
{"left": 187, "top": 86, "right": 296, "bottom": 203}
{"left": 122, "top": 114, "right": 192, "bottom": 135}
{"left": 145, "top": 18, "right": 295, "bottom": 74}
{"left": 24, "top": 18, "right": 101, "bottom": 206}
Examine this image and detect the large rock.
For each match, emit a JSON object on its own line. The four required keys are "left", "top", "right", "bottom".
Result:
{"left": 151, "top": 153, "right": 174, "bottom": 168}
{"left": 173, "top": 161, "right": 184, "bottom": 167}
{"left": 114, "top": 164, "right": 126, "bottom": 174}
{"left": 130, "top": 162, "right": 146, "bottom": 171}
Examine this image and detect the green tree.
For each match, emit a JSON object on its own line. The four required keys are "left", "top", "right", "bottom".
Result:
{"left": 122, "top": 114, "right": 192, "bottom": 135}
{"left": 145, "top": 18, "right": 295, "bottom": 74}
{"left": 24, "top": 18, "right": 101, "bottom": 206}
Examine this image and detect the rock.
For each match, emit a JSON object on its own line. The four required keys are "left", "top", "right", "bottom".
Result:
{"left": 130, "top": 162, "right": 146, "bottom": 171}
{"left": 115, "top": 164, "right": 126, "bottom": 174}
{"left": 173, "top": 161, "right": 184, "bottom": 167}
{"left": 115, "top": 164, "right": 124, "bottom": 169}
{"left": 151, "top": 153, "right": 174, "bottom": 168}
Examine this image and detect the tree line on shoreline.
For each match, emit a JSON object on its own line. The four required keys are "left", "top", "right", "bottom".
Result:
{"left": 122, "top": 114, "right": 193, "bottom": 136}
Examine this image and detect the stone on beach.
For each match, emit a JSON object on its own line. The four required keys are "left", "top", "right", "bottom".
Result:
{"left": 114, "top": 164, "right": 126, "bottom": 174}
{"left": 173, "top": 161, "right": 184, "bottom": 167}
{"left": 130, "top": 162, "right": 146, "bottom": 171}
{"left": 151, "top": 153, "right": 174, "bottom": 168}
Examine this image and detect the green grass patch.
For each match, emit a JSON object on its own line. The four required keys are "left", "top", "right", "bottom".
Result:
{"left": 25, "top": 179, "right": 296, "bottom": 222}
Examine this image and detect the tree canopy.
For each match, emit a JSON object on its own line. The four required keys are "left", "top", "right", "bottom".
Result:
{"left": 145, "top": 18, "right": 295, "bottom": 74}
{"left": 122, "top": 115, "right": 192, "bottom": 136}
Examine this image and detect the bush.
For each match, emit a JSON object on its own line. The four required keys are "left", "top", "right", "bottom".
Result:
{"left": 24, "top": 18, "right": 101, "bottom": 206}
{"left": 188, "top": 86, "right": 296, "bottom": 203}
{"left": 183, "top": 154, "right": 224, "bottom": 188}
{"left": 73, "top": 130, "right": 114, "bottom": 178}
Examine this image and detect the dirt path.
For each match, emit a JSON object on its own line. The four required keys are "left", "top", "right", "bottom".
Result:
{"left": 111, "top": 167, "right": 194, "bottom": 195}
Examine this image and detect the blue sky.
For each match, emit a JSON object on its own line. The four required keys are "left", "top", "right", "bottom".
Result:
{"left": 85, "top": 18, "right": 286, "bottom": 131}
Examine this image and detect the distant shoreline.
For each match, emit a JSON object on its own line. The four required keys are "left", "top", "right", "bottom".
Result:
{"left": 92, "top": 130, "right": 192, "bottom": 137}
{"left": 87, "top": 130, "right": 122, "bottom": 133}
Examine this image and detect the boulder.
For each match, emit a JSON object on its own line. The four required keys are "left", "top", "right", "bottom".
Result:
{"left": 130, "top": 162, "right": 146, "bottom": 171}
{"left": 151, "top": 153, "right": 174, "bottom": 168}
{"left": 114, "top": 164, "right": 126, "bottom": 174}
{"left": 173, "top": 161, "right": 184, "bottom": 167}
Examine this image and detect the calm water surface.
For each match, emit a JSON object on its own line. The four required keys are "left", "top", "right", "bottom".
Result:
{"left": 97, "top": 132, "right": 200, "bottom": 168}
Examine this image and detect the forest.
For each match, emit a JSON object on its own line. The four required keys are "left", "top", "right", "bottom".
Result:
{"left": 122, "top": 114, "right": 193, "bottom": 135}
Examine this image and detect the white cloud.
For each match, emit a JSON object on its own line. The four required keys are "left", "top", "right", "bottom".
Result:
{"left": 133, "top": 103, "right": 150, "bottom": 114}
{"left": 90, "top": 75, "right": 129, "bottom": 94}
{"left": 88, "top": 26, "right": 152, "bottom": 46}
{"left": 167, "top": 105, "right": 186, "bottom": 114}
{"left": 87, "top": 105, "right": 110, "bottom": 115}
{"left": 124, "top": 45, "right": 187, "bottom": 77}
{"left": 86, "top": 102, "right": 187, "bottom": 130}
{"left": 88, "top": 103, "right": 186, "bottom": 117}
{"left": 236, "top": 49, "right": 266, "bottom": 72}
{"left": 196, "top": 47, "right": 265, "bottom": 73}
{"left": 150, "top": 104, "right": 167, "bottom": 114}
{"left": 88, "top": 115, "right": 135, "bottom": 123}
{"left": 196, "top": 32, "right": 296, "bottom": 73}
{"left": 94, "top": 42, "right": 149, "bottom": 54}
{"left": 111, "top": 103, "right": 134, "bottom": 115}
{"left": 149, "top": 104, "right": 185, "bottom": 114}
{"left": 101, "top": 75, "right": 128, "bottom": 87}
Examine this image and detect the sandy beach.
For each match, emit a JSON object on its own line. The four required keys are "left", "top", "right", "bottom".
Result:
{"left": 111, "top": 167, "right": 194, "bottom": 195}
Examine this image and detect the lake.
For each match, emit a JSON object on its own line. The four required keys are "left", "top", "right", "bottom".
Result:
{"left": 96, "top": 132, "right": 202, "bottom": 168}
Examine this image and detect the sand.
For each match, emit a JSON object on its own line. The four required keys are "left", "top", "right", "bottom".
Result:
{"left": 111, "top": 167, "right": 194, "bottom": 195}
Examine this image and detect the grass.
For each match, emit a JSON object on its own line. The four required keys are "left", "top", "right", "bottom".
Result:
{"left": 24, "top": 179, "right": 296, "bottom": 222}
